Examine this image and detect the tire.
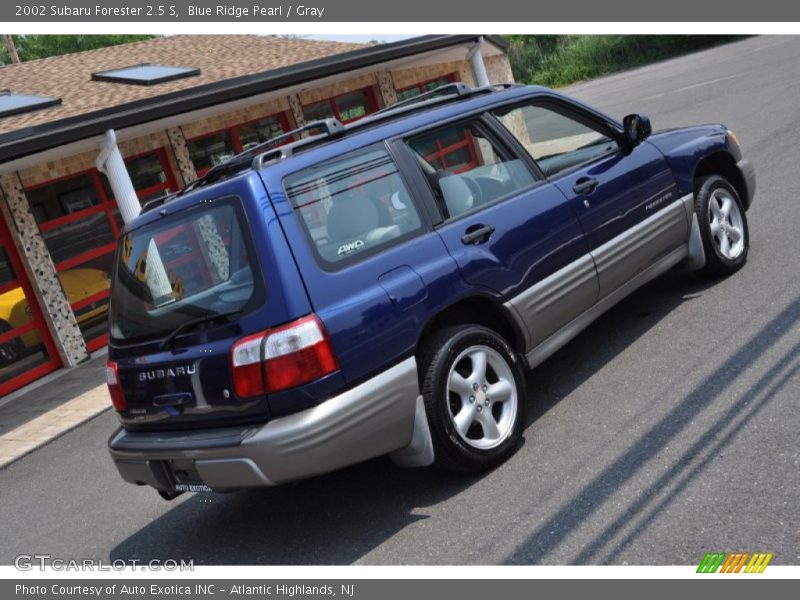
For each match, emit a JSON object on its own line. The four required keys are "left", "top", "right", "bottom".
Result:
{"left": 418, "top": 325, "right": 526, "bottom": 473}
{"left": 695, "top": 175, "right": 749, "bottom": 276}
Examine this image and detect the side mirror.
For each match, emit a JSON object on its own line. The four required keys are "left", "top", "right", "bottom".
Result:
{"left": 622, "top": 113, "right": 652, "bottom": 149}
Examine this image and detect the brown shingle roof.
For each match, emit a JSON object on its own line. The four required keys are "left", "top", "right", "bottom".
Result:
{"left": 0, "top": 35, "right": 364, "bottom": 134}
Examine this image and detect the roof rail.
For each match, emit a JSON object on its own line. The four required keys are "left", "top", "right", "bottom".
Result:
{"left": 373, "top": 82, "right": 473, "bottom": 115}
{"left": 142, "top": 118, "right": 344, "bottom": 212}
{"left": 139, "top": 83, "right": 525, "bottom": 215}
{"left": 352, "top": 82, "right": 524, "bottom": 130}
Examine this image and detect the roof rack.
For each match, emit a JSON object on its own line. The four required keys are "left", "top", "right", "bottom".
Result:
{"left": 142, "top": 118, "right": 345, "bottom": 213}
{"left": 140, "top": 83, "right": 524, "bottom": 215}
{"left": 373, "top": 82, "right": 473, "bottom": 115}
{"left": 352, "top": 82, "right": 523, "bottom": 130}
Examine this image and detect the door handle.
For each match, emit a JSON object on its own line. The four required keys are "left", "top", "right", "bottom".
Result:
{"left": 461, "top": 224, "right": 495, "bottom": 245}
{"left": 573, "top": 177, "right": 599, "bottom": 195}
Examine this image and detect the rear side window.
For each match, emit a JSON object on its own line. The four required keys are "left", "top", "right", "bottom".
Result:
{"left": 284, "top": 147, "right": 423, "bottom": 265}
{"left": 493, "top": 103, "right": 619, "bottom": 177}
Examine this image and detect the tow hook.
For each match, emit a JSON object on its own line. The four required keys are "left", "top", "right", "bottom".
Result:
{"left": 157, "top": 489, "right": 185, "bottom": 501}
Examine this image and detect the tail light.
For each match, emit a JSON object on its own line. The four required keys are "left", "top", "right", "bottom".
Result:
{"left": 230, "top": 315, "right": 338, "bottom": 398}
{"left": 105, "top": 360, "right": 127, "bottom": 411}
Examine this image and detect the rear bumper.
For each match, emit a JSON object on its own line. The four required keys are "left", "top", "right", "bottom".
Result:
{"left": 108, "top": 357, "right": 430, "bottom": 491}
{"left": 737, "top": 158, "right": 756, "bottom": 210}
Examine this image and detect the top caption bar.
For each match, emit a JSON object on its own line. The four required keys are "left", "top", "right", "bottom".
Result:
{"left": 3, "top": 0, "right": 800, "bottom": 22}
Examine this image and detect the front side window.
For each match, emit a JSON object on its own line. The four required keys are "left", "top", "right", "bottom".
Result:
{"left": 110, "top": 198, "right": 264, "bottom": 343}
{"left": 407, "top": 121, "right": 536, "bottom": 220}
{"left": 284, "top": 147, "right": 423, "bottom": 265}
{"left": 493, "top": 103, "right": 619, "bottom": 177}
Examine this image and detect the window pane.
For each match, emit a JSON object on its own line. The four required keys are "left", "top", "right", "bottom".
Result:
{"left": 43, "top": 210, "right": 115, "bottom": 266}
{"left": 396, "top": 87, "right": 420, "bottom": 102}
{"left": 423, "top": 77, "right": 453, "bottom": 91}
{"left": 285, "top": 148, "right": 422, "bottom": 264}
{"left": 493, "top": 104, "right": 618, "bottom": 177}
{"left": 335, "top": 89, "right": 374, "bottom": 122}
{"left": 110, "top": 199, "right": 264, "bottom": 344}
{"left": 409, "top": 122, "right": 536, "bottom": 219}
{"left": 0, "top": 327, "right": 53, "bottom": 383}
{"left": 238, "top": 116, "right": 287, "bottom": 151}
{"left": 410, "top": 125, "right": 477, "bottom": 173}
{"left": 27, "top": 174, "right": 102, "bottom": 223}
{"left": 126, "top": 153, "right": 168, "bottom": 191}
{"left": 0, "top": 247, "right": 18, "bottom": 287}
{"left": 59, "top": 252, "right": 113, "bottom": 342}
{"left": 187, "top": 131, "right": 237, "bottom": 173}
{"left": 303, "top": 100, "right": 335, "bottom": 123}
{"left": 0, "top": 276, "right": 51, "bottom": 374}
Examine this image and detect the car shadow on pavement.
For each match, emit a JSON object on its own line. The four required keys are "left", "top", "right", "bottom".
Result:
{"left": 109, "top": 270, "right": 723, "bottom": 565}
{"left": 521, "top": 269, "right": 718, "bottom": 428}
{"left": 506, "top": 285, "right": 800, "bottom": 565}
{"left": 110, "top": 456, "right": 479, "bottom": 564}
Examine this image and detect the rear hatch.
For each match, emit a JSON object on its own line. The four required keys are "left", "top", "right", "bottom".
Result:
{"left": 107, "top": 181, "right": 311, "bottom": 430}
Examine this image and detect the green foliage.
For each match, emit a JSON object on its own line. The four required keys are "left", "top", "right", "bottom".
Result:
{"left": 1, "top": 35, "right": 157, "bottom": 64}
{"left": 506, "top": 35, "right": 747, "bottom": 88}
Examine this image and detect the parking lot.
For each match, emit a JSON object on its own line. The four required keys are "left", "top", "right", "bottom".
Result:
{"left": 0, "top": 35, "right": 798, "bottom": 565}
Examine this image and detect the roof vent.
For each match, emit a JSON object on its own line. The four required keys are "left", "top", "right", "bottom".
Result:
{"left": 91, "top": 63, "right": 200, "bottom": 85}
{"left": 0, "top": 90, "right": 61, "bottom": 118}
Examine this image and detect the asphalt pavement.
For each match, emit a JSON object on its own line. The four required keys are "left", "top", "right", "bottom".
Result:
{"left": 1, "top": 35, "right": 798, "bottom": 566}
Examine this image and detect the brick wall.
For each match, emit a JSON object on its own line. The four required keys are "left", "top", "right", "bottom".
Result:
{"left": 18, "top": 130, "right": 180, "bottom": 189}
{"left": 180, "top": 97, "right": 292, "bottom": 139}
{"left": 390, "top": 60, "right": 473, "bottom": 90}
{"left": 297, "top": 73, "right": 380, "bottom": 106}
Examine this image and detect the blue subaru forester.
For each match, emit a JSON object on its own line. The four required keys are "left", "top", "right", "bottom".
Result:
{"left": 106, "top": 83, "right": 755, "bottom": 498}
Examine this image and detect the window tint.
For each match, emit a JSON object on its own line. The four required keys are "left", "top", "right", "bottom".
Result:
{"left": 408, "top": 122, "right": 536, "bottom": 219}
{"left": 285, "top": 148, "right": 423, "bottom": 265}
{"left": 110, "top": 198, "right": 263, "bottom": 343}
{"left": 493, "top": 104, "right": 619, "bottom": 177}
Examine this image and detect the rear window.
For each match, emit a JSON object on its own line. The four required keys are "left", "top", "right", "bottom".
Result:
{"left": 284, "top": 146, "right": 423, "bottom": 266}
{"left": 109, "top": 196, "right": 264, "bottom": 343}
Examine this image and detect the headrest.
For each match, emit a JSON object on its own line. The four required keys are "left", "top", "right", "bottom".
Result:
{"left": 439, "top": 175, "right": 474, "bottom": 217}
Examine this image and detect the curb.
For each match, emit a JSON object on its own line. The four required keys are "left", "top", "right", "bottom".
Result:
{"left": 0, "top": 385, "right": 111, "bottom": 469}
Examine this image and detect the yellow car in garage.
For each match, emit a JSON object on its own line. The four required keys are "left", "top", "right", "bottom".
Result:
{"left": 0, "top": 268, "right": 110, "bottom": 365}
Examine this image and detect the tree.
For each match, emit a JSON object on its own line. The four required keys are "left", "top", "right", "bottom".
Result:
{"left": 0, "top": 35, "right": 157, "bottom": 64}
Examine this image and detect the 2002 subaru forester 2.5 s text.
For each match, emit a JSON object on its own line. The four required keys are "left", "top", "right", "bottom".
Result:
{"left": 105, "top": 83, "right": 755, "bottom": 499}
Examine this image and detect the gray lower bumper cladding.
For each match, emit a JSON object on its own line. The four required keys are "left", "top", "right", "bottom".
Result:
{"left": 109, "top": 357, "right": 433, "bottom": 492}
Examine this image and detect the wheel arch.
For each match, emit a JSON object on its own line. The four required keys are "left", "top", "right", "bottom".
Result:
{"left": 693, "top": 151, "right": 749, "bottom": 209}
{"left": 416, "top": 294, "right": 526, "bottom": 359}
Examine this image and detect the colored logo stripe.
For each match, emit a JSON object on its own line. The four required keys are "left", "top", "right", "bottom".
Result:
{"left": 697, "top": 552, "right": 773, "bottom": 573}
{"left": 744, "top": 553, "right": 773, "bottom": 573}
{"left": 697, "top": 553, "right": 726, "bottom": 573}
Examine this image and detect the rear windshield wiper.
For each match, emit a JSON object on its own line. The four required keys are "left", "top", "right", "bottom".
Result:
{"left": 159, "top": 310, "right": 243, "bottom": 351}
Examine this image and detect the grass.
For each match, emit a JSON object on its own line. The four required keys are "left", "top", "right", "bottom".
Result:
{"left": 507, "top": 35, "right": 748, "bottom": 88}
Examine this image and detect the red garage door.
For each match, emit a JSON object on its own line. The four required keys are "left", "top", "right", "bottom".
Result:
{"left": 0, "top": 214, "right": 60, "bottom": 397}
